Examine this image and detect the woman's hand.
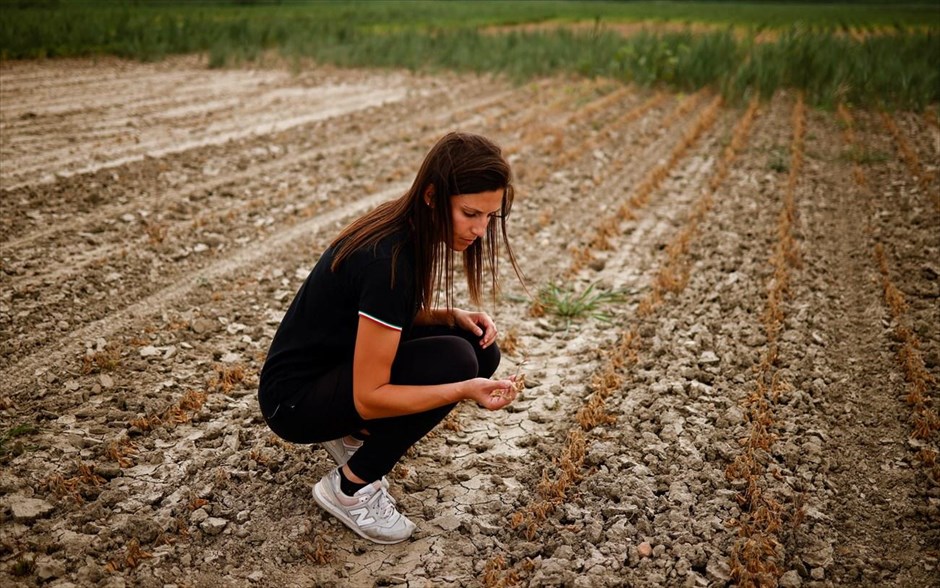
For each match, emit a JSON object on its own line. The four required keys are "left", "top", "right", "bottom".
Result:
{"left": 461, "top": 377, "right": 516, "bottom": 410}
{"left": 452, "top": 309, "right": 498, "bottom": 349}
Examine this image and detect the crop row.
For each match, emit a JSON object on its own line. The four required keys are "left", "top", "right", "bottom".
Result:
{"left": 568, "top": 92, "right": 721, "bottom": 276}
{"left": 486, "top": 99, "right": 759, "bottom": 585}
{"left": 837, "top": 106, "right": 940, "bottom": 486}
{"left": 880, "top": 111, "right": 940, "bottom": 212}
{"left": 724, "top": 94, "right": 805, "bottom": 586}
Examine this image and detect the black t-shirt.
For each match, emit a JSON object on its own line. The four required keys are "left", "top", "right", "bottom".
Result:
{"left": 260, "top": 229, "right": 418, "bottom": 403}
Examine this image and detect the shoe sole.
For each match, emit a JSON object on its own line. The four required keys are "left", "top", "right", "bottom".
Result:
{"left": 312, "top": 481, "right": 410, "bottom": 545}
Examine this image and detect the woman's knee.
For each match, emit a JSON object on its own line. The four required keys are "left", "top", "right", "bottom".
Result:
{"left": 392, "top": 335, "right": 478, "bottom": 384}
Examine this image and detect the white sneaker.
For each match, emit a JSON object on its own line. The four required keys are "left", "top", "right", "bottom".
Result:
{"left": 319, "top": 437, "right": 391, "bottom": 492}
{"left": 320, "top": 437, "right": 362, "bottom": 466}
{"left": 312, "top": 468, "right": 416, "bottom": 544}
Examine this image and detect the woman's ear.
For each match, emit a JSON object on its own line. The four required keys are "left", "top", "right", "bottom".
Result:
{"left": 423, "top": 185, "right": 435, "bottom": 207}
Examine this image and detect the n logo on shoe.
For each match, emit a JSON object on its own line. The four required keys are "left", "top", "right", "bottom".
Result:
{"left": 349, "top": 507, "right": 375, "bottom": 526}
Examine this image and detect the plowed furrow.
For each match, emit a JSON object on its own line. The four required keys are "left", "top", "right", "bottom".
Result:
{"left": 0, "top": 74, "right": 513, "bottom": 245}
{"left": 2, "top": 83, "right": 408, "bottom": 189}
{"left": 0, "top": 80, "right": 564, "bottom": 331}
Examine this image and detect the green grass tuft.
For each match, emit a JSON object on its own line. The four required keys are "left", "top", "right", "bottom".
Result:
{"left": 536, "top": 282, "right": 626, "bottom": 326}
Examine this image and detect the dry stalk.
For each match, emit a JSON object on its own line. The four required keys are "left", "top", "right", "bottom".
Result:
{"left": 105, "top": 539, "right": 152, "bottom": 573}
{"left": 872, "top": 244, "right": 939, "bottom": 450}
{"left": 727, "top": 94, "right": 804, "bottom": 586}
{"left": 881, "top": 111, "right": 935, "bottom": 197}
{"left": 660, "top": 88, "right": 708, "bottom": 129}
{"left": 500, "top": 80, "right": 599, "bottom": 152}
{"left": 504, "top": 97, "right": 760, "bottom": 587}
{"left": 44, "top": 462, "right": 107, "bottom": 505}
{"left": 836, "top": 104, "right": 870, "bottom": 190}
{"left": 105, "top": 439, "right": 138, "bottom": 468}
{"left": 208, "top": 363, "right": 249, "bottom": 394}
{"left": 568, "top": 95, "right": 723, "bottom": 276}
{"left": 303, "top": 535, "right": 334, "bottom": 565}
{"left": 556, "top": 91, "right": 666, "bottom": 167}
{"left": 81, "top": 342, "right": 122, "bottom": 375}
{"left": 570, "top": 85, "right": 633, "bottom": 126}
{"left": 499, "top": 328, "right": 522, "bottom": 357}
{"left": 839, "top": 116, "right": 940, "bottom": 464}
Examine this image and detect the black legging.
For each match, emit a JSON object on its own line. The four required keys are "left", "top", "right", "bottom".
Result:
{"left": 259, "top": 326, "right": 500, "bottom": 483}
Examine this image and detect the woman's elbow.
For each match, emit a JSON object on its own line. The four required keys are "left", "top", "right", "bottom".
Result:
{"left": 353, "top": 390, "right": 379, "bottom": 421}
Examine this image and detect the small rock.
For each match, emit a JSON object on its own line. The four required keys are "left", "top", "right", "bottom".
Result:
{"left": 802, "top": 542, "right": 833, "bottom": 568}
{"left": 811, "top": 567, "right": 825, "bottom": 580}
{"left": 637, "top": 542, "right": 653, "bottom": 558}
{"left": 7, "top": 496, "right": 55, "bottom": 522}
{"left": 190, "top": 508, "right": 209, "bottom": 525}
{"left": 219, "top": 352, "right": 241, "bottom": 363}
{"left": 35, "top": 556, "right": 66, "bottom": 580}
{"left": 139, "top": 346, "right": 160, "bottom": 358}
{"left": 0, "top": 471, "right": 24, "bottom": 493}
{"left": 699, "top": 351, "right": 720, "bottom": 365}
{"left": 430, "top": 514, "right": 461, "bottom": 532}
{"left": 76, "top": 564, "right": 104, "bottom": 585}
{"left": 200, "top": 517, "right": 227, "bottom": 535}
{"left": 779, "top": 570, "right": 802, "bottom": 588}
{"left": 95, "top": 464, "right": 122, "bottom": 479}
{"left": 101, "top": 577, "right": 126, "bottom": 588}
{"left": 706, "top": 556, "right": 732, "bottom": 582}
{"left": 99, "top": 374, "right": 114, "bottom": 389}
{"left": 248, "top": 571, "right": 264, "bottom": 582}
{"left": 191, "top": 318, "right": 216, "bottom": 334}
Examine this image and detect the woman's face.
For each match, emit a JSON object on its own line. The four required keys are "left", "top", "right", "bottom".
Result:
{"left": 448, "top": 188, "right": 504, "bottom": 251}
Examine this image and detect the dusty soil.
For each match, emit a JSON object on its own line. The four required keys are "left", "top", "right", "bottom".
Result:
{"left": 1, "top": 56, "right": 938, "bottom": 587}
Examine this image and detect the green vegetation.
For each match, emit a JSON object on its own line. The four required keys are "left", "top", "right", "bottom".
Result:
{"left": 0, "top": 422, "right": 38, "bottom": 461}
{"left": 534, "top": 282, "right": 626, "bottom": 326}
{"left": 2, "top": 1, "right": 939, "bottom": 109}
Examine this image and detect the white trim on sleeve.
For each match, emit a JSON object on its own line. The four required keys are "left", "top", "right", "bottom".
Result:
{"left": 358, "top": 311, "right": 403, "bottom": 332}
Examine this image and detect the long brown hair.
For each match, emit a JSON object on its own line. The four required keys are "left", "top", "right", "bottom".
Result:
{"left": 331, "top": 131, "right": 524, "bottom": 312}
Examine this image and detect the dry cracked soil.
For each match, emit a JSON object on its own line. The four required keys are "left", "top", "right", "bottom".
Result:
{"left": 0, "top": 56, "right": 938, "bottom": 587}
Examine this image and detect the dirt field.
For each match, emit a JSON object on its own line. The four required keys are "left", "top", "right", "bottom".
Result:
{"left": 1, "top": 56, "right": 938, "bottom": 587}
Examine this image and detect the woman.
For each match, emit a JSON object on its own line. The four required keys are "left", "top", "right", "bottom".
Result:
{"left": 258, "top": 132, "right": 524, "bottom": 544}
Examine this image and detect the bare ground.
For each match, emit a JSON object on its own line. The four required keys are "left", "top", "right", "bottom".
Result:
{"left": 1, "top": 57, "right": 938, "bottom": 587}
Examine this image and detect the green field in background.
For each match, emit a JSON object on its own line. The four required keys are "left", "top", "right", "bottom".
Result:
{"left": 2, "top": 1, "right": 939, "bottom": 109}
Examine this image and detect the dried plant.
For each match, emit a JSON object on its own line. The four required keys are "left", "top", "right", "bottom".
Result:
{"left": 208, "top": 363, "right": 249, "bottom": 394}
{"left": 81, "top": 342, "right": 122, "bottom": 375}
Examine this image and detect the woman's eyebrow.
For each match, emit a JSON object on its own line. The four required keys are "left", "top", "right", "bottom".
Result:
{"left": 463, "top": 205, "right": 502, "bottom": 215}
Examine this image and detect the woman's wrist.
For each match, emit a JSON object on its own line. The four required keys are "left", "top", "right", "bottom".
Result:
{"left": 452, "top": 380, "right": 466, "bottom": 402}
{"left": 437, "top": 308, "right": 457, "bottom": 327}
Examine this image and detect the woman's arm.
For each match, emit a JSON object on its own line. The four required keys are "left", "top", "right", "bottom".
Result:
{"left": 352, "top": 316, "right": 514, "bottom": 420}
{"left": 412, "top": 308, "right": 499, "bottom": 349}
{"left": 413, "top": 308, "right": 454, "bottom": 327}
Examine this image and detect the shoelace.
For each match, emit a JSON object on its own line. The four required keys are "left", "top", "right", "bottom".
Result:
{"left": 372, "top": 487, "right": 397, "bottom": 520}
{"left": 354, "top": 483, "right": 396, "bottom": 519}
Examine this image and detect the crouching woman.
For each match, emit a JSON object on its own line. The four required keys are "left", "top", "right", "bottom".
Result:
{"left": 258, "top": 132, "right": 524, "bottom": 544}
